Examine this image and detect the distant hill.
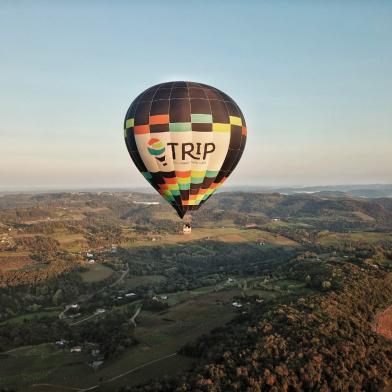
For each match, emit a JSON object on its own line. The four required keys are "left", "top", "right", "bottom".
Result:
{"left": 1, "top": 184, "right": 391, "bottom": 198}
{"left": 223, "top": 184, "right": 392, "bottom": 198}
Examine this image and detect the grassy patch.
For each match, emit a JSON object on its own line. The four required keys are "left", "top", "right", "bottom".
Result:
{"left": 79, "top": 263, "right": 114, "bottom": 283}
{"left": 0, "top": 343, "right": 87, "bottom": 389}
{"left": 0, "top": 310, "right": 59, "bottom": 325}
{"left": 318, "top": 232, "right": 392, "bottom": 245}
{"left": 125, "top": 274, "right": 167, "bottom": 289}
{"left": 123, "top": 227, "right": 297, "bottom": 248}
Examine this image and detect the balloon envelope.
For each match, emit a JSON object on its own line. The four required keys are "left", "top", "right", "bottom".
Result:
{"left": 124, "top": 81, "right": 247, "bottom": 218}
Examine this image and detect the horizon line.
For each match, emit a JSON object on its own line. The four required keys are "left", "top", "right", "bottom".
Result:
{"left": 1, "top": 183, "right": 392, "bottom": 195}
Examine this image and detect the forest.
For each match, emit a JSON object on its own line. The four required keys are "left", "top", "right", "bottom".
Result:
{"left": 127, "top": 249, "right": 392, "bottom": 392}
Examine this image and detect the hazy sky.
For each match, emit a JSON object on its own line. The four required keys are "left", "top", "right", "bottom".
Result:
{"left": 1, "top": 1, "right": 391, "bottom": 190}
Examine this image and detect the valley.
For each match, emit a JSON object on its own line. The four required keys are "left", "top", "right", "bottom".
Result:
{"left": 0, "top": 191, "right": 392, "bottom": 391}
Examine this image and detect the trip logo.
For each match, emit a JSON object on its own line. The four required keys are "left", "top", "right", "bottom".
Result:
{"left": 147, "top": 137, "right": 216, "bottom": 166}
{"left": 147, "top": 138, "right": 167, "bottom": 166}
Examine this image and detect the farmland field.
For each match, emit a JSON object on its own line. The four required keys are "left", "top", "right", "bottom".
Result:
{"left": 123, "top": 227, "right": 297, "bottom": 248}
{"left": 318, "top": 231, "right": 392, "bottom": 245}
{"left": 79, "top": 263, "right": 114, "bottom": 283}
{"left": 125, "top": 274, "right": 167, "bottom": 289}
{"left": 0, "top": 252, "right": 35, "bottom": 272}
{"left": 374, "top": 305, "right": 392, "bottom": 340}
{"left": 52, "top": 232, "right": 87, "bottom": 252}
{"left": 0, "top": 309, "right": 60, "bottom": 325}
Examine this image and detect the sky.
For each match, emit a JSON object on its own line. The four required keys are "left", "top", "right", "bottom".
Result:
{"left": 0, "top": 0, "right": 391, "bottom": 190}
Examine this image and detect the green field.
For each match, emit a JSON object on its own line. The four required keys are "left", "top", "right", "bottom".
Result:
{"left": 6, "top": 288, "right": 239, "bottom": 391}
{"left": 79, "top": 263, "right": 114, "bottom": 283}
{"left": 0, "top": 309, "right": 60, "bottom": 325}
{"left": 123, "top": 227, "right": 298, "bottom": 248}
{"left": 0, "top": 343, "right": 87, "bottom": 389}
{"left": 125, "top": 274, "right": 167, "bottom": 289}
{"left": 318, "top": 231, "right": 392, "bottom": 245}
{"left": 0, "top": 285, "right": 269, "bottom": 391}
{"left": 0, "top": 270, "right": 314, "bottom": 391}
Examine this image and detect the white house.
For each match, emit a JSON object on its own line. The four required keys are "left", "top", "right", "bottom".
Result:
{"left": 89, "top": 360, "right": 104, "bottom": 369}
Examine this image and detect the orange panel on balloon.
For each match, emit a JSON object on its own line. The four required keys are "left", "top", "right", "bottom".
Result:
{"left": 134, "top": 125, "right": 150, "bottom": 134}
{"left": 149, "top": 114, "right": 169, "bottom": 125}
{"left": 176, "top": 171, "right": 191, "bottom": 178}
{"left": 164, "top": 177, "right": 178, "bottom": 184}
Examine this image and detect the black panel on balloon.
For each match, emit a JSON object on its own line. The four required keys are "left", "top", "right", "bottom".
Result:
{"left": 173, "top": 81, "right": 187, "bottom": 88}
{"left": 150, "top": 124, "right": 169, "bottom": 133}
{"left": 159, "top": 82, "right": 174, "bottom": 89}
{"left": 226, "top": 101, "right": 241, "bottom": 117}
{"left": 190, "top": 99, "right": 211, "bottom": 113}
{"left": 229, "top": 125, "right": 243, "bottom": 149}
{"left": 180, "top": 190, "right": 189, "bottom": 200}
{"left": 171, "top": 88, "right": 188, "bottom": 99}
{"left": 192, "top": 123, "right": 212, "bottom": 132}
{"left": 134, "top": 101, "right": 151, "bottom": 125}
{"left": 150, "top": 100, "right": 169, "bottom": 115}
{"left": 188, "top": 88, "right": 207, "bottom": 99}
{"left": 210, "top": 100, "right": 229, "bottom": 123}
{"left": 154, "top": 88, "right": 171, "bottom": 100}
{"left": 125, "top": 130, "right": 137, "bottom": 151}
{"left": 169, "top": 99, "right": 191, "bottom": 122}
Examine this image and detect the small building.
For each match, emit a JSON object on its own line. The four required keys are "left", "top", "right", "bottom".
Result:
{"left": 89, "top": 360, "right": 104, "bottom": 370}
{"left": 86, "top": 252, "right": 94, "bottom": 258}
{"left": 125, "top": 292, "right": 136, "bottom": 297}
{"left": 70, "top": 346, "right": 82, "bottom": 353}
{"left": 183, "top": 223, "right": 191, "bottom": 235}
{"left": 88, "top": 259, "right": 95, "bottom": 264}
{"left": 133, "top": 201, "right": 159, "bottom": 205}
{"left": 70, "top": 304, "right": 79, "bottom": 310}
{"left": 55, "top": 339, "right": 67, "bottom": 346}
{"left": 245, "top": 223, "right": 258, "bottom": 229}
{"left": 232, "top": 301, "right": 242, "bottom": 308}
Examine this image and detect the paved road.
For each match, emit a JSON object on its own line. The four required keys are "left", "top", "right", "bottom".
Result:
{"left": 130, "top": 306, "right": 142, "bottom": 327}
{"left": 69, "top": 313, "right": 98, "bottom": 326}
{"left": 59, "top": 263, "right": 130, "bottom": 325}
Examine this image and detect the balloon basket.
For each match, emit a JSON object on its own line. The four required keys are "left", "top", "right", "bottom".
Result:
{"left": 182, "top": 214, "right": 192, "bottom": 235}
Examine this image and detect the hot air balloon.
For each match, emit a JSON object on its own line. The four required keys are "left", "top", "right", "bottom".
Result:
{"left": 124, "top": 81, "right": 247, "bottom": 219}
